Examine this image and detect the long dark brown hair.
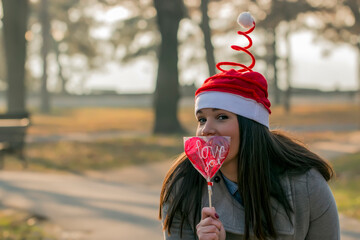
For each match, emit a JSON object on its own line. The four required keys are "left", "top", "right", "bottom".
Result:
{"left": 159, "top": 115, "right": 334, "bottom": 240}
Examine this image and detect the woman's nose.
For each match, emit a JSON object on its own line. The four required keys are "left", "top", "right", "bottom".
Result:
{"left": 201, "top": 121, "right": 216, "bottom": 136}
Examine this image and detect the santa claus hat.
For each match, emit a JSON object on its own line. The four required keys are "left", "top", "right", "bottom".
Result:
{"left": 195, "top": 12, "right": 271, "bottom": 128}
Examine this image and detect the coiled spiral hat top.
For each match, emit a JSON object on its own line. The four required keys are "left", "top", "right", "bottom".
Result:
{"left": 195, "top": 12, "right": 271, "bottom": 128}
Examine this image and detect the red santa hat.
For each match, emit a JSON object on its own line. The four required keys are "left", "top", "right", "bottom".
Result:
{"left": 195, "top": 12, "right": 271, "bottom": 128}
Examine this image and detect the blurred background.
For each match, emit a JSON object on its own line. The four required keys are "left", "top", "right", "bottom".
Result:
{"left": 0, "top": 0, "right": 359, "bottom": 239}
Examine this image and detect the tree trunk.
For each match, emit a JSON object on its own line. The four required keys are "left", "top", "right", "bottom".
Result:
{"left": 271, "top": 30, "right": 280, "bottom": 105}
{"left": 200, "top": 0, "right": 216, "bottom": 76}
{"left": 51, "top": 36, "right": 67, "bottom": 95}
{"left": 0, "top": 29, "right": 6, "bottom": 82}
{"left": 284, "top": 27, "right": 292, "bottom": 113}
{"left": 357, "top": 42, "right": 360, "bottom": 130}
{"left": 40, "top": 0, "right": 50, "bottom": 113}
{"left": 357, "top": 42, "right": 360, "bottom": 95}
{"left": 2, "top": 0, "right": 29, "bottom": 114}
{"left": 153, "top": 0, "right": 185, "bottom": 134}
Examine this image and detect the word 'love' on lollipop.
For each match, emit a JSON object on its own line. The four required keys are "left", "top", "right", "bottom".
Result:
{"left": 184, "top": 136, "right": 230, "bottom": 207}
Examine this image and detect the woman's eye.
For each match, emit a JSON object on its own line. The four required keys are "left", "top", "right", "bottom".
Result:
{"left": 197, "top": 117, "right": 206, "bottom": 124}
{"left": 218, "top": 114, "right": 228, "bottom": 120}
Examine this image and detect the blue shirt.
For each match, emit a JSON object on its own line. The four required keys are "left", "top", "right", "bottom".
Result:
{"left": 221, "top": 172, "right": 243, "bottom": 205}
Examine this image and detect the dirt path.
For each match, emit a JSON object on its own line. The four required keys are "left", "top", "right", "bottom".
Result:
{"left": 1, "top": 159, "right": 360, "bottom": 240}
{"left": 0, "top": 170, "right": 164, "bottom": 240}
{"left": 1, "top": 132, "right": 360, "bottom": 239}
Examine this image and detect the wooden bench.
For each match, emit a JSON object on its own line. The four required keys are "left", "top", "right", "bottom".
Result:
{"left": 0, "top": 113, "right": 30, "bottom": 169}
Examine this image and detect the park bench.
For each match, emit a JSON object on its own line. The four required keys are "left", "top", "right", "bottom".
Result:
{"left": 0, "top": 113, "right": 30, "bottom": 169}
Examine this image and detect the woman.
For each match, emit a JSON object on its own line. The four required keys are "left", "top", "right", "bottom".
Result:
{"left": 159, "top": 12, "right": 339, "bottom": 240}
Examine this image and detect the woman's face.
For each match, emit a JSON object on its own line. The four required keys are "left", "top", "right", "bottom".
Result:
{"left": 196, "top": 108, "right": 240, "bottom": 165}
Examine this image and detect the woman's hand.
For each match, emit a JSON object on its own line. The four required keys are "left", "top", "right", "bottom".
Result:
{"left": 196, "top": 207, "right": 226, "bottom": 240}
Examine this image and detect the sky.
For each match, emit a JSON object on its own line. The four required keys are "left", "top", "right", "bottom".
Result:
{"left": 79, "top": 5, "right": 355, "bottom": 94}
{"left": 289, "top": 32, "right": 357, "bottom": 91}
{"left": 84, "top": 58, "right": 156, "bottom": 94}
{"left": 1, "top": 3, "right": 358, "bottom": 94}
{"left": 84, "top": 30, "right": 358, "bottom": 94}
{"left": 82, "top": 5, "right": 359, "bottom": 94}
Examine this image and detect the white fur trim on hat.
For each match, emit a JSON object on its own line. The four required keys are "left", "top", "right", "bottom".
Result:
{"left": 195, "top": 91, "right": 269, "bottom": 128}
{"left": 237, "top": 12, "right": 254, "bottom": 28}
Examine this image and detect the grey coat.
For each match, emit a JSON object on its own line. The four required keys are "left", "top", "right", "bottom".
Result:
{"left": 161, "top": 169, "right": 340, "bottom": 240}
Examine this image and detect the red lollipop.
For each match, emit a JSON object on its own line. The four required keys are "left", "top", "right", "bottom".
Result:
{"left": 184, "top": 136, "right": 230, "bottom": 207}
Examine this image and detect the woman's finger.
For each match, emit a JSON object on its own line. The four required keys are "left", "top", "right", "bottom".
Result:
{"left": 197, "top": 207, "right": 225, "bottom": 240}
{"left": 197, "top": 217, "right": 222, "bottom": 231}
{"left": 197, "top": 225, "right": 220, "bottom": 240}
{"left": 198, "top": 232, "right": 219, "bottom": 240}
{"left": 201, "top": 207, "right": 219, "bottom": 220}
{"left": 197, "top": 224, "right": 220, "bottom": 234}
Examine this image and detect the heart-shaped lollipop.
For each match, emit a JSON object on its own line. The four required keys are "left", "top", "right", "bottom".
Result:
{"left": 184, "top": 136, "right": 230, "bottom": 181}
{"left": 183, "top": 136, "right": 230, "bottom": 207}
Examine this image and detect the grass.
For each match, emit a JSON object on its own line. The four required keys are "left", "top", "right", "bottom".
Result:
{"left": 0, "top": 102, "right": 359, "bottom": 232}
{"left": 330, "top": 152, "right": 360, "bottom": 220}
{"left": 270, "top": 103, "right": 359, "bottom": 127}
{"left": 27, "top": 107, "right": 154, "bottom": 135}
{"left": 0, "top": 207, "right": 57, "bottom": 240}
{"left": 2, "top": 102, "right": 358, "bottom": 172}
{"left": 27, "top": 103, "right": 360, "bottom": 136}
{"left": 19, "top": 135, "right": 184, "bottom": 173}
{"left": 270, "top": 103, "right": 360, "bottom": 143}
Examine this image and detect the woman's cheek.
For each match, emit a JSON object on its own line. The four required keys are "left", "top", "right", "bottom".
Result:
{"left": 195, "top": 127, "right": 201, "bottom": 136}
{"left": 226, "top": 144, "right": 237, "bottom": 161}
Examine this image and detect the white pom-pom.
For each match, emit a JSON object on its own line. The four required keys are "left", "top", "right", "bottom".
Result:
{"left": 237, "top": 12, "right": 254, "bottom": 28}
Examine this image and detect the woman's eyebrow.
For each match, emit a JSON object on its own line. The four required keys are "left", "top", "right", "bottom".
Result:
{"left": 196, "top": 108, "right": 220, "bottom": 115}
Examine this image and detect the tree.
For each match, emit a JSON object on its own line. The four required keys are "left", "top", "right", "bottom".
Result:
{"left": 311, "top": 0, "right": 360, "bottom": 128}
{"left": 251, "top": 0, "right": 319, "bottom": 106}
{"left": 153, "top": 0, "right": 186, "bottom": 133}
{"left": 226, "top": 0, "right": 337, "bottom": 112}
{"left": 45, "top": 0, "right": 100, "bottom": 94}
{"left": 27, "top": 0, "right": 104, "bottom": 97}
{"left": 100, "top": 0, "right": 226, "bottom": 134}
{"left": 312, "top": 0, "right": 360, "bottom": 92}
{"left": 0, "top": 26, "right": 5, "bottom": 86}
{"left": 283, "top": 23, "right": 294, "bottom": 113}
{"left": 99, "top": 0, "right": 205, "bottom": 134}
{"left": 40, "top": 0, "right": 50, "bottom": 113}
{"left": 2, "top": 0, "right": 29, "bottom": 114}
{"left": 200, "top": 0, "right": 216, "bottom": 76}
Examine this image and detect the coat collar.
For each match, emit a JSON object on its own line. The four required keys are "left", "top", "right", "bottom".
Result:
{"left": 201, "top": 172, "right": 295, "bottom": 236}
